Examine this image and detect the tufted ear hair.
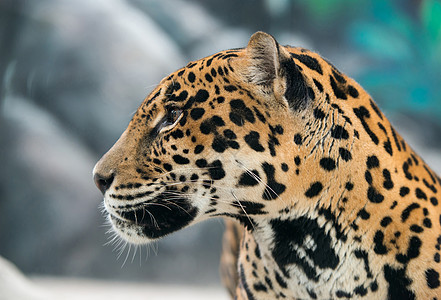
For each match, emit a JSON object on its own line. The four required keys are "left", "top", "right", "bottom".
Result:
{"left": 245, "top": 32, "right": 309, "bottom": 110}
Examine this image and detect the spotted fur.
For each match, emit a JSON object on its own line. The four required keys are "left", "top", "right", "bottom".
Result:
{"left": 94, "top": 32, "right": 441, "bottom": 299}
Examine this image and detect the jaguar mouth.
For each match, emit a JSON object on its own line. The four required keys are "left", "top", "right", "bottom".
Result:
{"left": 106, "top": 194, "right": 199, "bottom": 241}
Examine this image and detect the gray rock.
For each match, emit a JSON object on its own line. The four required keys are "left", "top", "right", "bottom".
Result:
{"left": 2, "top": 0, "right": 185, "bottom": 152}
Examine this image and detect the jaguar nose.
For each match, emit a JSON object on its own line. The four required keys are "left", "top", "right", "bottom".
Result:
{"left": 94, "top": 172, "right": 114, "bottom": 194}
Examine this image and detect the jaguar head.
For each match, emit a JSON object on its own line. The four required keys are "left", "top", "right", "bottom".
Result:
{"left": 93, "top": 32, "right": 320, "bottom": 244}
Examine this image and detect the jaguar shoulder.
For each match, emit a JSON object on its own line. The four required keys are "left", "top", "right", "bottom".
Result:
{"left": 94, "top": 32, "right": 441, "bottom": 299}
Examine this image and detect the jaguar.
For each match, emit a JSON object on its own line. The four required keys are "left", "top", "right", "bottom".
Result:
{"left": 93, "top": 32, "right": 441, "bottom": 299}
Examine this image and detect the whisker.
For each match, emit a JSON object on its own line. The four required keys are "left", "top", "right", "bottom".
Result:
{"left": 131, "top": 244, "right": 138, "bottom": 264}
{"left": 231, "top": 190, "right": 255, "bottom": 230}
{"left": 116, "top": 240, "right": 128, "bottom": 259}
{"left": 143, "top": 207, "right": 160, "bottom": 229}
{"left": 237, "top": 161, "right": 287, "bottom": 205}
{"left": 121, "top": 243, "right": 132, "bottom": 268}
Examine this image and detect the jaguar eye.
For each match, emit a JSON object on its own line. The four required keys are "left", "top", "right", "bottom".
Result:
{"left": 158, "top": 106, "right": 183, "bottom": 132}
{"left": 166, "top": 107, "right": 182, "bottom": 125}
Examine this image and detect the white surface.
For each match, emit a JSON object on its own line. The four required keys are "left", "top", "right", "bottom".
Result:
{"left": 0, "top": 256, "right": 228, "bottom": 300}
{"left": 33, "top": 277, "right": 229, "bottom": 300}
{"left": 0, "top": 256, "right": 50, "bottom": 300}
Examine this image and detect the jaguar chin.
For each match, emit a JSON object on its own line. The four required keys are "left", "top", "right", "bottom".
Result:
{"left": 104, "top": 193, "right": 199, "bottom": 243}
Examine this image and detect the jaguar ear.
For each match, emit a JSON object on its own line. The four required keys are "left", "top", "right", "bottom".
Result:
{"left": 245, "top": 32, "right": 309, "bottom": 110}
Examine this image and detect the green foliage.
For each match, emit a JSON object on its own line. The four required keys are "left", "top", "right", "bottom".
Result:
{"left": 288, "top": 0, "right": 441, "bottom": 120}
{"left": 346, "top": 0, "right": 441, "bottom": 119}
{"left": 300, "top": 0, "right": 359, "bottom": 21}
{"left": 421, "top": 0, "right": 441, "bottom": 63}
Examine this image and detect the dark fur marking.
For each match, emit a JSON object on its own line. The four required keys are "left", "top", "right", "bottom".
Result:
{"left": 195, "top": 159, "right": 207, "bottom": 168}
{"left": 143, "top": 90, "right": 161, "bottom": 109}
{"left": 281, "top": 57, "right": 309, "bottom": 110}
{"left": 383, "top": 169, "right": 394, "bottom": 190}
{"left": 207, "top": 160, "right": 225, "bottom": 180}
{"left": 400, "top": 186, "right": 410, "bottom": 197}
{"left": 313, "top": 107, "right": 326, "bottom": 119}
{"left": 270, "top": 216, "right": 340, "bottom": 282}
{"left": 402, "top": 161, "right": 413, "bottom": 180}
{"left": 170, "top": 129, "right": 184, "bottom": 139}
{"left": 348, "top": 85, "right": 359, "bottom": 98}
{"left": 225, "top": 85, "right": 237, "bottom": 92}
{"left": 305, "top": 182, "right": 323, "bottom": 198}
{"left": 384, "top": 140, "right": 393, "bottom": 156}
{"left": 238, "top": 201, "right": 266, "bottom": 215}
{"left": 244, "top": 131, "right": 265, "bottom": 152}
{"left": 424, "top": 179, "right": 438, "bottom": 194}
{"left": 274, "top": 271, "right": 287, "bottom": 289}
{"left": 423, "top": 218, "right": 432, "bottom": 228}
{"left": 253, "top": 282, "right": 267, "bottom": 292}
{"left": 118, "top": 195, "right": 198, "bottom": 239}
{"left": 293, "top": 133, "right": 303, "bottom": 145}
{"left": 238, "top": 170, "right": 260, "bottom": 187}
{"left": 223, "top": 129, "right": 236, "bottom": 140}
{"left": 401, "top": 203, "right": 420, "bottom": 222}
{"left": 353, "top": 106, "right": 379, "bottom": 145}
{"left": 415, "top": 188, "right": 427, "bottom": 200}
{"left": 313, "top": 79, "right": 323, "bottom": 92}
{"left": 395, "top": 236, "right": 422, "bottom": 263}
{"left": 221, "top": 53, "right": 239, "bottom": 59}
{"left": 366, "top": 155, "right": 380, "bottom": 169}
{"left": 373, "top": 230, "right": 388, "bottom": 254}
{"left": 204, "top": 73, "right": 213, "bottom": 82}
{"left": 172, "top": 155, "right": 189, "bottom": 165}
{"left": 307, "top": 87, "right": 315, "bottom": 99}
{"left": 290, "top": 53, "right": 323, "bottom": 75}
{"left": 229, "top": 99, "right": 255, "bottom": 126}
{"left": 188, "top": 72, "right": 195, "bottom": 83}
{"left": 354, "top": 250, "right": 373, "bottom": 278}
{"left": 318, "top": 207, "right": 347, "bottom": 241}
{"left": 383, "top": 265, "right": 415, "bottom": 300}
{"left": 365, "top": 171, "right": 373, "bottom": 184}
{"left": 267, "top": 134, "right": 280, "bottom": 157}
{"left": 367, "top": 186, "right": 384, "bottom": 203}
{"left": 190, "top": 108, "right": 205, "bottom": 120}
{"left": 169, "top": 90, "right": 188, "bottom": 102}
{"left": 211, "top": 136, "right": 229, "bottom": 153}
{"left": 253, "top": 107, "right": 266, "bottom": 123}
{"left": 339, "top": 148, "right": 352, "bottom": 161}
{"left": 239, "top": 264, "right": 257, "bottom": 300}
{"left": 369, "top": 99, "right": 383, "bottom": 120}
{"left": 320, "top": 157, "right": 336, "bottom": 171}
{"left": 332, "top": 68, "right": 346, "bottom": 84}
{"left": 336, "top": 290, "right": 352, "bottom": 298}
{"left": 426, "top": 268, "right": 441, "bottom": 289}
{"left": 261, "top": 163, "right": 286, "bottom": 200}
{"left": 194, "top": 89, "right": 209, "bottom": 103}
{"left": 200, "top": 116, "right": 225, "bottom": 135}
{"left": 330, "top": 75, "right": 347, "bottom": 100}
{"left": 194, "top": 145, "right": 204, "bottom": 154}
{"left": 307, "top": 289, "right": 318, "bottom": 299}
{"left": 380, "top": 216, "right": 392, "bottom": 227}
{"left": 391, "top": 126, "right": 402, "bottom": 152}
{"left": 331, "top": 125, "right": 349, "bottom": 139}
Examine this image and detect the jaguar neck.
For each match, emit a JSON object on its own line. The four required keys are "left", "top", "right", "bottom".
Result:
{"left": 237, "top": 207, "right": 376, "bottom": 299}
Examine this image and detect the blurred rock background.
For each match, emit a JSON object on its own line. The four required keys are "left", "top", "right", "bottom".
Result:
{"left": 0, "top": 0, "right": 440, "bottom": 290}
